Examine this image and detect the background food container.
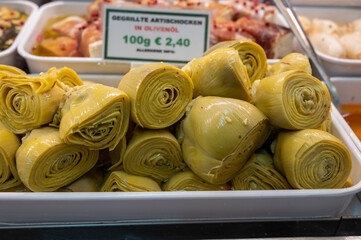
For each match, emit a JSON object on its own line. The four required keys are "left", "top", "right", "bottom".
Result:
{"left": 0, "top": 1, "right": 38, "bottom": 67}
{"left": 293, "top": 5, "right": 361, "bottom": 76}
{"left": 331, "top": 77, "right": 361, "bottom": 153}
{"left": 1, "top": 73, "right": 361, "bottom": 223}
{"left": 18, "top": 1, "right": 132, "bottom": 74}
{"left": 18, "top": 1, "right": 280, "bottom": 74}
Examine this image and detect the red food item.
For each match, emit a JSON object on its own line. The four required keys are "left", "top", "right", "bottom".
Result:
{"left": 51, "top": 16, "right": 87, "bottom": 38}
{"left": 235, "top": 17, "right": 292, "bottom": 58}
{"left": 77, "top": 23, "right": 102, "bottom": 57}
{"left": 39, "top": 36, "right": 79, "bottom": 57}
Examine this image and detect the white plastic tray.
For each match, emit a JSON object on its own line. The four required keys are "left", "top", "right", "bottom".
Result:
{"left": 293, "top": 6, "right": 361, "bottom": 77}
{"left": 0, "top": 1, "right": 38, "bottom": 67}
{"left": 1, "top": 74, "right": 361, "bottom": 223}
{"left": 18, "top": 1, "right": 279, "bottom": 74}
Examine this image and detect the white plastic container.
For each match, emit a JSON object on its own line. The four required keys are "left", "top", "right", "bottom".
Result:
{"left": 1, "top": 73, "right": 361, "bottom": 223}
{"left": 293, "top": 6, "right": 361, "bottom": 77}
{"left": 18, "top": 1, "right": 280, "bottom": 74}
{"left": 0, "top": 1, "right": 38, "bottom": 67}
{"left": 18, "top": 1, "right": 132, "bottom": 74}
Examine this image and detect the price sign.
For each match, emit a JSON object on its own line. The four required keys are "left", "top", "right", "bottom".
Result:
{"left": 103, "top": 6, "right": 210, "bottom": 64}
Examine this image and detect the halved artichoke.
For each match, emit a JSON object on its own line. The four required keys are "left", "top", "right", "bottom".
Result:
{"left": 16, "top": 127, "right": 99, "bottom": 192}
{"left": 273, "top": 129, "right": 352, "bottom": 189}
{"left": 118, "top": 62, "right": 193, "bottom": 129}
{"left": 181, "top": 96, "right": 270, "bottom": 184}
{"left": 204, "top": 40, "right": 267, "bottom": 83}
{"left": 253, "top": 70, "right": 330, "bottom": 130}
{"left": 123, "top": 127, "right": 184, "bottom": 182}
{"left": 59, "top": 83, "right": 130, "bottom": 151}
{"left": 0, "top": 67, "right": 83, "bottom": 134}
{"left": 182, "top": 47, "right": 252, "bottom": 101}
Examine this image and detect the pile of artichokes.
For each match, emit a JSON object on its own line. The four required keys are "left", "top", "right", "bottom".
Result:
{"left": 0, "top": 40, "right": 353, "bottom": 192}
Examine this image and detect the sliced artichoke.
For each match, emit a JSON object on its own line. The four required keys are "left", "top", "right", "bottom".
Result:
{"left": 123, "top": 127, "right": 184, "bottom": 182}
{"left": 182, "top": 47, "right": 252, "bottom": 101}
{"left": 118, "top": 62, "right": 193, "bottom": 129}
{"left": 59, "top": 83, "right": 130, "bottom": 151}
{"left": 204, "top": 40, "right": 267, "bottom": 83}
{"left": 273, "top": 129, "right": 352, "bottom": 189}
{"left": 232, "top": 153, "right": 291, "bottom": 190}
{"left": 163, "top": 171, "right": 230, "bottom": 191}
{"left": 101, "top": 171, "right": 161, "bottom": 192}
{"left": 181, "top": 96, "right": 270, "bottom": 184}
{"left": 16, "top": 127, "right": 99, "bottom": 192}
{"left": 253, "top": 70, "right": 331, "bottom": 130}
{"left": 267, "top": 53, "right": 312, "bottom": 76}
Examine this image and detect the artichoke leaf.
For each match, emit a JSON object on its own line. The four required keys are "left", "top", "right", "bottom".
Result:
{"left": 182, "top": 47, "right": 252, "bottom": 101}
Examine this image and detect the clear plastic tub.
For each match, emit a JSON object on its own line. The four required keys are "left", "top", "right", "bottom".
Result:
{"left": 0, "top": 1, "right": 38, "bottom": 67}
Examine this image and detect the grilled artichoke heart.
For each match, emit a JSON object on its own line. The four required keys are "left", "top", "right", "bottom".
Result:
{"left": 163, "top": 171, "right": 230, "bottom": 191}
{"left": 123, "top": 128, "right": 184, "bottom": 182}
{"left": 101, "top": 171, "right": 161, "bottom": 192}
{"left": 0, "top": 67, "right": 83, "bottom": 134}
{"left": 0, "top": 123, "right": 21, "bottom": 190}
{"left": 253, "top": 70, "right": 331, "bottom": 130}
{"left": 182, "top": 47, "right": 252, "bottom": 101}
{"left": 267, "top": 53, "right": 312, "bottom": 76}
{"left": 273, "top": 129, "right": 352, "bottom": 189}
{"left": 16, "top": 127, "right": 99, "bottom": 192}
{"left": 118, "top": 62, "right": 193, "bottom": 129}
{"left": 181, "top": 96, "right": 270, "bottom": 184}
{"left": 59, "top": 83, "right": 130, "bottom": 151}
{"left": 232, "top": 153, "right": 291, "bottom": 190}
{"left": 204, "top": 40, "right": 267, "bottom": 83}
